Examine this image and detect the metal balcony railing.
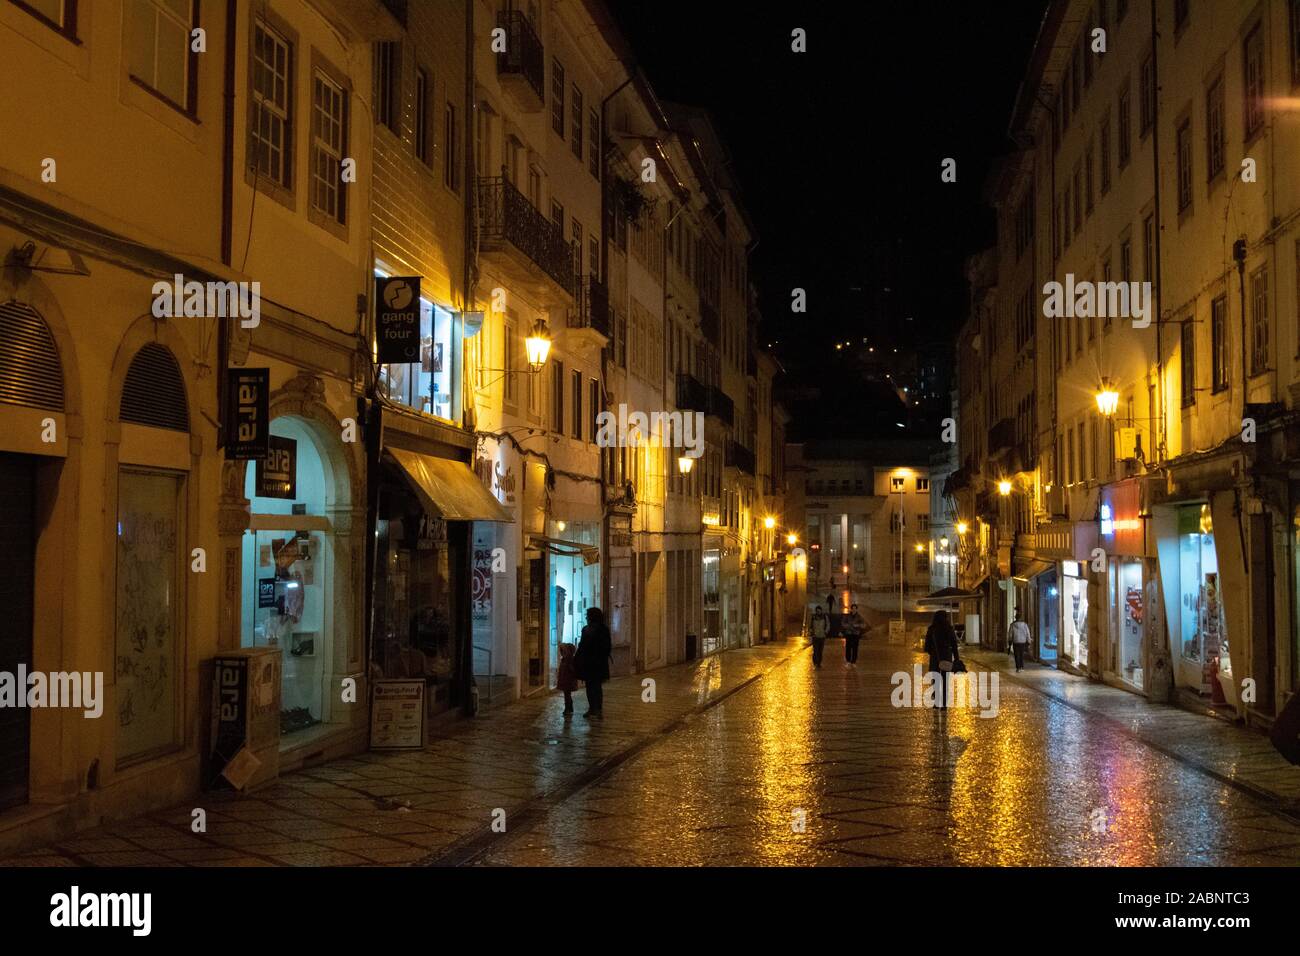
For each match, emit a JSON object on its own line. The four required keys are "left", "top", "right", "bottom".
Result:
{"left": 707, "top": 385, "right": 733, "bottom": 425}
{"left": 476, "top": 174, "right": 576, "bottom": 297}
{"left": 495, "top": 10, "right": 545, "bottom": 104}
{"left": 988, "top": 418, "right": 1015, "bottom": 455}
{"left": 568, "top": 277, "right": 610, "bottom": 336}
{"left": 677, "top": 373, "right": 709, "bottom": 412}
{"left": 726, "top": 440, "right": 755, "bottom": 475}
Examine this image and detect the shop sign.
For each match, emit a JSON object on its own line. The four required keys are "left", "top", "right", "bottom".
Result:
{"left": 370, "top": 679, "right": 426, "bottom": 750}
{"left": 472, "top": 548, "right": 495, "bottom": 614}
{"left": 375, "top": 276, "right": 421, "bottom": 364}
{"left": 255, "top": 435, "right": 296, "bottom": 499}
{"left": 1100, "top": 479, "right": 1144, "bottom": 554}
{"left": 224, "top": 367, "right": 269, "bottom": 459}
{"left": 257, "top": 578, "right": 277, "bottom": 608}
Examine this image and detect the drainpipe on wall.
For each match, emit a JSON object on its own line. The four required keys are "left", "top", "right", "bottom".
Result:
{"left": 217, "top": 0, "right": 238, "bottom": 448}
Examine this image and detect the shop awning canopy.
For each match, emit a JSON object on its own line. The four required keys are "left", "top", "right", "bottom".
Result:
{"left": 916, "top": 586, "right": 983, "bottom": 607}
{"left": 1012, "top": 559, "right": 1056, "bottom": 583}
{"left": 386, "top": 447, "right": 513, "bottom": 522}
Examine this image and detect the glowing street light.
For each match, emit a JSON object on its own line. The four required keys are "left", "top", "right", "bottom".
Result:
{"left": 763, "top": 515, "right": 776, "bottom": 530}
{"left": 1095, "top": 380, "right": 1120, "bottom": 417}
{"left": 677, "top": 454, "right": 695, "bottom": 475}
{"left": 786, "top": 532, "right": 798, "bottom": 546}
{"left": 998, "top": 480, "right": 1012, "bottom": 496}
{"left": 956, "top": 521, "right": 969, "bottom": 535}
{"left": 525, "top": 319, "right": 552, "bottom": 369}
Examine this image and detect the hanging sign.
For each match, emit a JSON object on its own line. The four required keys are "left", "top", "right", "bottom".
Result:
{"left": 376, "top": 276, "right": 421, "bottom": 364}
{"left": 225, "top": 367, "right": 270, "bottom": 459}
{"left": 256, "top": 435, "right": 296, "bottom": 499}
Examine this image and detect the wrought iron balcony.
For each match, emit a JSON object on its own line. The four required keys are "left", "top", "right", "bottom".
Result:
{"left": 476, "top": 174, "right": 575, "bottom": 298}
{"left": 707, "top": 385, "right": 733, "bottom": 425}
{"left": 568, "top": 276, "right": 610, "bottom": 337}
{"left": 677, "top": 373, "right": 709, "bottom": 412}
{"left": 701, "top": 300, "right": 720, "bottom": 344}
{"left": 988, "top": 417, "right": 1015, "bottom": 456}
{"left": 495, "top": 9, "right": 545, "bottom": 110}
{"left": 726, "top": 439, "right": 755, "bottom": 475}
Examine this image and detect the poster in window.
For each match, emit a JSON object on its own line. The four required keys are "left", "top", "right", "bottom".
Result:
{"left": 115, "top": 470, "right": 181, "bottom": 764}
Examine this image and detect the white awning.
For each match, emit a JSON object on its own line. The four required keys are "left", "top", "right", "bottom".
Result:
{"left": 387, "top": 447, "right": 513, "bottom": 522}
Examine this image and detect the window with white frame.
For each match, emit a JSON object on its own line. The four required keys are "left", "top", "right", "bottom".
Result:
{"left": 251, "top": 20, "right": 293, "bottom": 189}
{"left": 128, "top": 0, "right": 194, "bottom": 109}
{"left": 310, "top": 69, "right": 347, "bottom": 224}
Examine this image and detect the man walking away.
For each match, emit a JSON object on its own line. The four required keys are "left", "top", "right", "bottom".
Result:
{"left": 810, "top": 606, "right": 828, "bottom": 669}
{"left": 1008, "top": 609, "right": 1031, "bottom": 672}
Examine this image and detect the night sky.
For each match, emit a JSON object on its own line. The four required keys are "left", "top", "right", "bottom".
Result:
{"left": 608, "top": 1, "right": 1048, "bottom": 439}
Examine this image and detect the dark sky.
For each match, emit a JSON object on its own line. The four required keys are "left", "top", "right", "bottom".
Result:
{"left": 608, "top": 1, "right": 1048, "bottom": 437}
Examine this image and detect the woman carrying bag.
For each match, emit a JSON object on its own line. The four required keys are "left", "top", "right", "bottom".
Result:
{"left": 923, "top": 610, "right": 962, "bottom": 709}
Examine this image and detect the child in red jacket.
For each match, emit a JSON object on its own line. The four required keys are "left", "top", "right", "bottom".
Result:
{"left": 557, "top": 642, "right": 579, "bottom": 715}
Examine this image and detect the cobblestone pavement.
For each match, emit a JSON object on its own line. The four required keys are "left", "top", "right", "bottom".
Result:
{"left": 5, "top": 635, "right": 1300, "bottom": 866}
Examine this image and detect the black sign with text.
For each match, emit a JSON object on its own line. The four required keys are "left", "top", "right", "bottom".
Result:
{"left": 256, "top": 434, "right": 296, "bottom": 499}
{"left": 376, "top": 275, "right": 421, "bottom": 364}
{"left": 225, "top": 367, "right": 270, "bottom": 459}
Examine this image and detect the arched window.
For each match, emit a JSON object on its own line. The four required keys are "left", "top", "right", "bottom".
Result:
{"left": 120, "top": 343, "right": 188, "bottom": 431}
{"left": 115, "top": 342, "right": 189, "bottom": 766}
{"left": 0, "top": 301, "right": 65, "bottom": 411}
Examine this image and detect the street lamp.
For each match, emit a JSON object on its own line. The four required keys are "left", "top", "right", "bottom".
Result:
{"left": 998, "top": 479, "right": 1012, "bottom": 497}
{"left": 524, "top": 319, "right": 552, "bottom": 369}
{"left": 940, "top": 536, "right": 949, "bottom": 549}
{"left": 786, "top": 532, "right": 798, "bottom": 546}
{"left": 1095, "top": 380, "right": 1120, "bottom": 417}
{"left": 956, "top": 521, "right": 969, "bottom": 535}
{"left": 764, "top": 515, "right": 776, "bottom": 530}
{"left": 677, "top": 454, "right": 695, "bottom": 475}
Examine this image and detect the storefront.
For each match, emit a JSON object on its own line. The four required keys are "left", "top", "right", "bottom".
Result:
{"left": 1061, "top": 561, "right": 1090, "bottom": 671}
{"left": 372, "top": 438, "right": 512, "bottom": 717}
{"left": 240, "top": 416, "right": 339, "bottom": 736}
{"left": 1154, "top": 501, "right": 1231, "bottom": 697}
{"left": 0, "top": 301, "right": 71, "bottom": 814}
{"left": 540, "top": 519, "right": 600, "bottom": 689}
{"left": 1100, "top": 479, "right": 1150, "bottom": 694}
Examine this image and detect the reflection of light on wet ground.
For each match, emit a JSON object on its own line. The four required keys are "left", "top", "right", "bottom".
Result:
{"left": 750, "top": 659, "right": 816, "bottom": 864}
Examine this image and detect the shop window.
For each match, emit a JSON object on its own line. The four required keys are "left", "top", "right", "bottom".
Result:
{"left": 241, "top": 417, "right": 333, "bottom": 735}
{"left": 376, "top": 278, "right": 457, "bottom": 421}
{"left": 1116, "top": 560, "right": 1143, "bottom": 687}
{"left": 115, "top": 468, "right": 184, "bottom": 764}
{"left": 373, "top": 486, "right": 457, "bottom": 708}
{"left": 1062, "top": 562, "right": 1089, "bottom": 668}
{"left": 1177, "top": 504, "right": 1227, "bottom": 685}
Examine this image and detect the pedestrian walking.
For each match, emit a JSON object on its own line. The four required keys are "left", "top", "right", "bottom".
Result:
{"left": 574, "top": 606, "right": 612, "bottom": 718}
{"left": 1008, "top": 609, "right": 1031, "bottom": 672}
{"left": 843, "top": 603, "right": 866, "bottom": 666}
{"left": 810, "top": 606, "right": 828, "bottom": 669}
{"left": 923, "top": 610, "right": 961, "bottom": 709}
{"left": 556, "top": 642, "right": 578, "bottom": 716}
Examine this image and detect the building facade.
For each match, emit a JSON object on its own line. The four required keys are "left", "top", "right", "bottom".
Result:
{"left": 956, "top": 0, "right": 1300, "bottom": 726}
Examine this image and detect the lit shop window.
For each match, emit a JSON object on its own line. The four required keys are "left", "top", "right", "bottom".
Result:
{"left": 376, "top": 288, "right": 457, "bottom": 421}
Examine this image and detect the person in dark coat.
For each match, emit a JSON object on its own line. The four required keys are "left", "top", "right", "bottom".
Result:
{"left": 923, "top": 610, "right": 961, "bottom": 709}
{"left": 575, "top": 606, "right": 612, "bottom": 719}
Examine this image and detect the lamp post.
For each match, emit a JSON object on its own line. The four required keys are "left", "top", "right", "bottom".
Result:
{"left": 891, "top": 474, "right": 906, "bottom": 630}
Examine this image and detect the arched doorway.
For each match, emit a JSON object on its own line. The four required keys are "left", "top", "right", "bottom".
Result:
{"left": 237, "top": 412, "right": 353, "bottom": 737}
